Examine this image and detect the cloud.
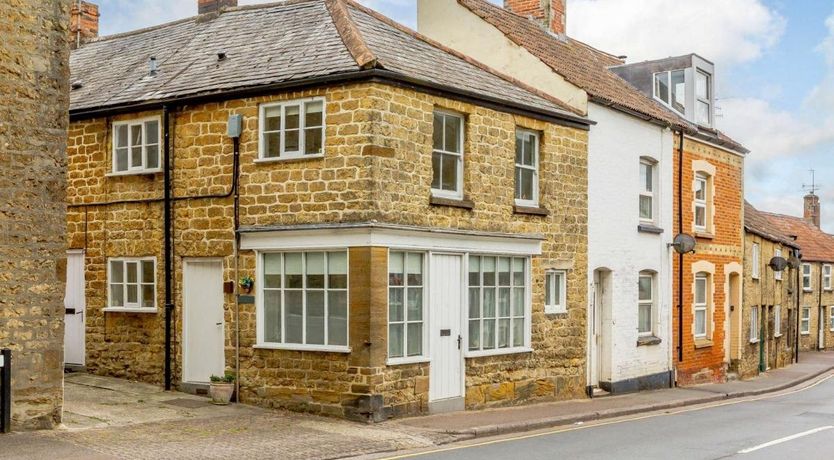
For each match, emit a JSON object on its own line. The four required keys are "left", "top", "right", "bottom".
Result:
{"left": 568, "top": 0, "right": 785, "bottom": 67}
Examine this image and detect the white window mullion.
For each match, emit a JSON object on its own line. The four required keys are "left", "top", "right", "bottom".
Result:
{"left": 324, "top": 252, "right": 329, "bottom": 347}
{"left": 301, "top": 252, "right": 307, "bottom": 345}
{"left": 280, "top": 105, "right": 287, "bottom": 158}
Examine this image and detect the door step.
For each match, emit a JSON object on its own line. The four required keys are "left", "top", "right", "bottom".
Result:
{"left": 726, "top": 372, "right": 739, "bottom": 382}
{"left": 591, "top": 387, "right": 610, "bottom": 398}
{"left": 179, "top": 382, "right": 210, "bottom": 397}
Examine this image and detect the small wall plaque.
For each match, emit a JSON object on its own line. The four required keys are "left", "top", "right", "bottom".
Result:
{"left": 238, "top": 295, "right": 255, "bottom": 304}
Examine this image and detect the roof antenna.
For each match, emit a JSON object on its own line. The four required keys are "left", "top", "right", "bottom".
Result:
{"left": 803, "top": 169, "right": 820, "bottom": 196}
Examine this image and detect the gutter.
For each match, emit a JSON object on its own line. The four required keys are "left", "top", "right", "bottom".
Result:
{"left": 818, "top": 264, "right": 825, "bottom": 351}
{"left": 69, "top": 69, "right": 593, "bottom": 130}
{"left": 676, "top": 129, "right": 684, "bottom": 365}
{"left": 163, "top": 105, "right": 173, "bottom": 391}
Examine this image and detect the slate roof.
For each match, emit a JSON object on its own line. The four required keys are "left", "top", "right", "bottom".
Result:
{"left": 455, "top": 0, "right": 750, "bottom": 154}
{"left": 759, "top": 209, "right": 834, "bottom": 262}
{"left": 744, "top": 202, "right": 800, "bottom": 249}
{"left": 69, "top": 0, "right": 585, "bottom": 126}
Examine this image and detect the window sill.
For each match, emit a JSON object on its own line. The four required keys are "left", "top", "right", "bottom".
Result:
{"left": 513, "top": 204, "right": 549, "bottom": 216}
{"left": 637, "top": 224, "right": 664, "bottom": 234}
{"left": 105, "top": 169, "right": 162, "bottom": 178}
{"left": 544, "top": 308, "right": 568, "bottom": 316}
{"left": 694, "top": 339, "right": 713, "bottom": 349}
{"left": 103, "top": 307, "right": 158, "bottom": 314}
{"left": 637, "top": 335, "right": 662, "bottom": 346}
{"left": 804, "top": 289, "right": 813, "bottom": 293}
{"left": 254, "top": 343, "right": 351, "bottom": 353}
{"left": 694, "top": 231, "right": 715, "bottom": 240}
{"left": 386, "top": 357, "right": 430, "bottom": 366}
{"left": 254, "top": 154, "right": 325, "bottom": 164}
{"left": 774, "top": 333, "right": 783, "bottom": 338}
{"left": 429, "top": 195, "right": 474, "bottom": 210}
{"left": 465, "top": 347, "right": 532, "bottom": 359}
{"left": 749, "top": 339, "right": 759, "bottom": 344}
{"left": 801, "top": 331, "right": 811, "bottom": 336}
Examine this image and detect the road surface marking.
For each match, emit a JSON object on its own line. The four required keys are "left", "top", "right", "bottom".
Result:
{"left": 381, "top": 372, "right": 834, "bottom": 459}
{"left": 737, "top": 426, "right": 834, "bottom": 454}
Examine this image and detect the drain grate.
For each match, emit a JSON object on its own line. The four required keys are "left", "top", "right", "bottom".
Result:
{"left": 162, "top": 398, "right": 211, "bottom": 409}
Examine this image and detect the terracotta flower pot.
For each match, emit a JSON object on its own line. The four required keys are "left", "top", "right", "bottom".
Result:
{"left": 209, "top": 383, "right": 235, "bottom": 405}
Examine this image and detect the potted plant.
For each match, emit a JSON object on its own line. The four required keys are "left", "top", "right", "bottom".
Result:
{"left": 209, "top": 371, "right": 235, "bottom": 405}
{"left": 239, "top": 275, "right": 254, "bottom": 294}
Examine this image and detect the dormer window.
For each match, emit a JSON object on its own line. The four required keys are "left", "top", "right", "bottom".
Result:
{"left": 696, "top": 70, "right": 711, "bottom": 126}
{"left": 653, "top": 70, "right": 685, "bottom": 115}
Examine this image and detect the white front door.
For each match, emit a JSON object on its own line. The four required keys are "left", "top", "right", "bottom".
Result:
{"left": 429, "top": 254, "right": 464, "bottom": 410}
{"left": 64, "top": 250, "right": 86, "bottom": 366}
{"left": 183, "top": 259, "right": 225, "bottom": 383}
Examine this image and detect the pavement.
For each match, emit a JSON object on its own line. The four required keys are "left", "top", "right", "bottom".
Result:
{"left": 1, "top": 353, "right": 832, "bottom": 460}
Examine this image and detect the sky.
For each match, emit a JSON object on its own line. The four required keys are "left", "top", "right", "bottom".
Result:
{"left": 95, "top": 0, "right": 834, "bottom": 232}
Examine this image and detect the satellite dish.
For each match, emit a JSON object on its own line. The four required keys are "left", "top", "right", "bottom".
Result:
{"left": 788, "top": 256, "right": 802, "bottom": 269}
{"left": 769, "top": 256, "right": 788, "bottom": 272}
{"left": 671, "top": 234, "right": 696, "bottom": 254}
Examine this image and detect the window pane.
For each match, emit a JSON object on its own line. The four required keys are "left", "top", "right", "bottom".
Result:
{"left": 131, "top": 124, "right": 142, "bottom": 146}
{"left": 389, "top": 252, "right": 404, "bottom": 286}
{"left": 131, "top": 146, "right": 142, "bottom": 168}
{"left": 513, "top": 287, "right": 525, "bottom": 316}
{"left": 305, "top": 101, "right": 323, "bottom": 127}
{"left": 406, "top": 253, "right": 423, "bottom": 286}
{"left": 640, "top": 195, "right": 653, "bottom": 220}
{"left": 306, "top": 253, "right": 325, "bottom": 289}
{"left": 328, "top": 291, "right": 348, "bottom": 346}
{"left": 111, "top": 260, "right": 124, "bottom": 283}
{"left": 407, "top": 323, "right": 422, "bottom": 357}
{"left": 468, "top": 320, "right": 480, "bottom": 350}
{"left": 141, "top": 260, "right": 154, "bottom": 284}
{"left": 264, "top": 132, "right": 280, "bottom": 158}
{"left": 264, "top": 254, "right": 282, "bottom": 288}
{"left": 389, "top": 324, "right": 404, "bottom": 358}
{"left": 440, "top": 154, "right": 458, "bottom": 191}
{"left": 695, "top": 179, "right": 706, "bottom": 200}
{"left": 483, "top": 288, "right": 496, "bottom": 317}
{"left": 116, "top": 125, "right": 128, "bottom": 148}
{"left": 498, "top": 257, "right": 511, "bottom": 286}
{"left": 498, "top": 287, "right": 511, "bottom": 316}
{"left": 142, "top": 285, "right": 154, "bottom": 308}
{"left": 264, "top": 290, "right": 282, "bottom": 343}
{"left": 482, "top": 257, "right": 496, "bottom": 286}
{"left": 468, "top": 288, "right": 481, "bottom": 319}
{"left": 697, "top": 101, "right": 710, "bottom": 125}
{"left": 432, "top": 113, "right": 443, "bottom": 150}
{"left": 654, "top": 72, "right": 669, "bottom": 103}
{"left": 407, "top": 288, "right": 422, "bottom": 321}
{"left": 483, "top": 319, "right": 495, "bottom": 349}
{"left": 695, "top": 206, "right": 706, "bottom": 228}
{"left": 285, "top": 130, "right": 299, "bottom": 152}
{"left": 671, "top": 70, "right": 685, "bottom": 113}
{"left": 389, "top": 288, "right": 404, "bottom": 322}
{"left": 695, "top": 278, "right": 706, "bottom": 304}
{"left": 512, "top": 318, "right": 524, "bottom": 347}
{"left": 285, "top": 253, "right": 303, "bottom": 289}
{"left": 469, "top": 256, "right": 481, "bottom": 286}
{"left": 285, "top": 105, "right": 300, "bottom": 130}
{"left": 110, "top": 284, "right": 124, "bottom": 307}
{"left": 695, "top": 309, "right": 706, "bottom": 335}
{"left": 638, "top": 276, "right": 652, "bottom": 301}
{"left": 515, "top": 132, "right": 524, "bottom": 165}
{"left": 518, "top": 168, "right": 534, "bottom": 201}
{"left": 304, "top": 128, "right": 323, "bottom": 155}
{"left": 284, "top": 291, "right": 303, "bottom": 343}
{"left": 512, "top": 259, "right": 524, "bottom": 286}
{"left": 498, "top": 318, "right": 510, "bottom": 348}
{"left": 145, "top": 121, "right": 159, "bottom": 144}
{"left": 431, "top": 152, "right": 441, "bottom": 190}
{"left": 638, "top": 303, "right": 652, "bottom": 333}
{"left": 126, "top": 262, "right": 138, "bottom": 283}
{"left": 444, "top": 115, "right": 461, "bottom": 153}
{"left": 523, "top": 135, "right": 535, "bottom": 166}
{"left": 696, "top": 71, "right": 709, "bottom": 99}
{"left": 554, "top": 273, "right": 562, "bottom": 306}
{"left": 146, "top": 145, "right": 159, "bottom": 169}
{"left": 328, "top": 252, "right": 347, "bottom": 289}
{"left": 264, "top": 106, "right": 281, "bottom": 131}
{"left": 115, "top": 148, "right": 128, "bottom": 171}
{"left": 545, "top": 273, "right": 553, "bottom": 306}
{"left": 127, "top": 284, "right": 138, "bottom": 304}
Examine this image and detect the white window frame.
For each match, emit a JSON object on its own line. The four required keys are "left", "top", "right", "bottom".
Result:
{"left": 105, "top": 257, "right": 157, "bottom": 312}
{"left": 829, "top": 306, "right": 834, "bottom": 332}
{"left": 387, "top": 251, "right": 429, "bottom": 365}
{"left": 639, "top": 159, "right": 656, "bottom": 223}
{"left": 694, "top": 173, "right": 708, "bottom": 232}
{"left": 514, "top": 129, "right": 539, "bottom": 208}
{"left": 824, "top": 265, "right": 832, "bottom": 291}
{"left": 111, "top": 117, "right": 162, "bottom": 175}
{"left": 774, "top": 249, "right": 783, "bottom": 281}
{"left": 255, "top": 250, "right": 350, "bottom": 353}
{"left": 694, "top": 273, "right": 709, "bottom": 339}
{"left": 774, "top": 305, "right": 782, "bottom": 337}
{"left": 751, "top": 243, "right": 760, "bottom": 280}
{"left": 653, "top": 69, "right": 686, "bottom": 115}
{"left": 749, "top": 306, "right": 759, "bottom": 343}
{"left": 431, "top": 110, "right": 465, "bottom": 200}
{"left": 466, "top": 255, "right": 532, "bottom": 357}
{"left": 801, "top": 306, "right": 811, "bottom": 335}
{"left": 803, "top": 263, "right": 813, "bottom": 292}
{"left": 257, "top": 97, "right": 326, "bottom": 161}
{"left": 638, "top": 272, "right": 655, "bottom": 337}
{"left": 544, "top": 270, "right": 567, "bottom": 315}
{"left": 695, "top": 70, "right": 712, "bottom": 126}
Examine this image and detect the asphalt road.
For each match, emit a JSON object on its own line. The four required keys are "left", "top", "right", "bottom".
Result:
{"left": 385, "top": 373, "right": 834, "bottom": 460}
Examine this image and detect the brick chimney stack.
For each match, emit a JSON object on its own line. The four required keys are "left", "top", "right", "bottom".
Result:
{"left": 804, "top": 193, "right": 821, "bottom": 228}
{"left": 69, "top": 1, "right": 100, "bottom": 49}
{"left": 198, "top": 0, "right": 238, "bottom": 15}
{"left": 504, "top": 0, "right": 566, "bottom": 36}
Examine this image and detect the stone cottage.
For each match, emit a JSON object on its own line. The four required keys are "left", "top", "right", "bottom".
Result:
{"left": 66, "top": 0, "right": 592, "bottom": 420}
{"left": 612, "top": 55, "right": 749, "bottom": 385}
{"left": 762, "top": 194, "right": 834, "bottom": 354}
{"left": 417, "top": 0, "right": 688, "bottom": 395}
{"left": 0, "top": 0, "right": 69, "bottom": 429}
{"left": 737, "top": 202, "right": 801, "bottom": 379}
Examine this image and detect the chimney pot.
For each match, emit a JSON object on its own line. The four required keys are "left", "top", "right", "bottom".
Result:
{"left": 804, "top": 193, "right": 821, "bottom": 228}
{"left": 198, "top": 0, "right": 238, "bottom": 15}
{"left": 504, "top": 0, "right": 566, "bottom": 36}
{"left": 70, "top": 1, "right": 100, "bottom": 49}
